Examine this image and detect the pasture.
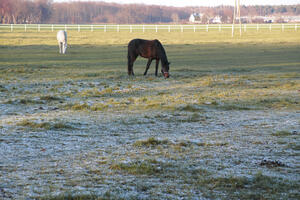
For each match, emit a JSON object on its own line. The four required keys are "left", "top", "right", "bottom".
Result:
{"left": 0, "top": 29, "right": 300, "bottom": 199}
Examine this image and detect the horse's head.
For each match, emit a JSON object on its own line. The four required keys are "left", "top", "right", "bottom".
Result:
{"left": 161, "top": 62, "right": 170, "bottom": 78}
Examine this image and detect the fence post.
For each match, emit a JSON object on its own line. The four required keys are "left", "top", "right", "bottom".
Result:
{"left": 38, "top": 24, "right": 40, "bottom": 32}
{"left": 91, "top": 25, "right": 93, "bottom": 32}
{"left": 78, "top": 24, "right": 80, "bottom": 32}
{"left": 206, "top": 24, "right": 208, "bottom": 32}
{"left": 11, "top": 24, "right": 13, "bottom": 32}
{"left": 142, "top": 25, "right": 144, "bottom": 33}
{"left": 219, "top": 24, "right": 221, "bottom": 32}
{"left": 181, "top": 25, "right": 183, "bottom": 32}
{"left": 25, "top": 24, "right": 27, "bottom": 32}
{"left": 282, "top": 24, "right": 284, "bottom": 32}
{"left": 168, "top": 25, "right": 170, "bottom": 32}
{"left": 244, "top": 24, "right": 246, "bottom": 32}
{"left": 51, "top": 24, "right": 54, "bottom": 32}
{"left": 194, "top": 25, "right": 196, "bottom": 32}
{"left": 117, "top": 25, "right": 120, "bottom": 32}
{"left": 155, "top": 25, "right": 158, "bottom": 32}
{"left": 104, "top": 25, "right": 106, "bottom": 32}
{"left": 295, "top": 24, "right": 298, "bottom": 31}
{"left": 256, "top": 24, "right": 259, "bottom": 31}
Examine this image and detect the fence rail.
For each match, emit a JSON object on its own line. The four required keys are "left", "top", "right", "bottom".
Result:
{"left": 0, "top": 24, "right": 298, "bottom": 33}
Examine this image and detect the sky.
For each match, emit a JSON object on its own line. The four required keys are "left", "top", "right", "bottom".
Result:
{"left": 53, "top": 0, "right": 300, "bottom": 7}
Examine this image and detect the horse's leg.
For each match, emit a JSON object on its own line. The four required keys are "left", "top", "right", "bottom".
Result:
{"left": 62, "top": 43, "right": 65, "bottom": 54}
{"left": 60, "top": 42, "right": 64, "bottom": 54}
{"left": 128, "top": 54, "right": 137, "bottom": 76}
{"left": 58, "top": 42, "right": 62, "bottom": 54}
{"left": 127, "top": 54, "right": 132, "bottom": 75}
{"left": 155, "top": 59, "right": 159, "bottom": 76}
{"left": 144, "top": 59, "right": 152, "bottom": 76}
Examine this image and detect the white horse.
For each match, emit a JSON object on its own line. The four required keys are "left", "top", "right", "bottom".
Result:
{"left": 57, "top": 30, "right": 67, "bottom": 54}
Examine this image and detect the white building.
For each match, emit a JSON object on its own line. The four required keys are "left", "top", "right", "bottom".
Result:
{"left": 189, "top": 13, "right": 203, "bottom": 23}
{"left": 212, "top": 15, "right": 222, "bottom": 24}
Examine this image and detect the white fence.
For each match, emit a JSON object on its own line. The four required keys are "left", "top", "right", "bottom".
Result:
{"left": 0, "top": 24, "right": 298, "bottom": 33}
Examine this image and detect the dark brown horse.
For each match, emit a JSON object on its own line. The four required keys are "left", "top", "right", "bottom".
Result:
{"left": 127, "top": 39, "right": 170, "bottom": 78}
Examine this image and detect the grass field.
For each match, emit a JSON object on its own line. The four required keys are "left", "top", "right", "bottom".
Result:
{"left": 0, "top": 29, "right": 300, "bottom": 199}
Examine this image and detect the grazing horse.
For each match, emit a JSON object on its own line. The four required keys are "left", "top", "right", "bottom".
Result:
{"left": 57, "top": 30, "right": 67, "bottom": 54}
{"left": 127, "top": 39, "right": 170, "bottom": 78}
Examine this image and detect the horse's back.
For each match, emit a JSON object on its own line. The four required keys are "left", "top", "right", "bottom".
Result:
{"left": 57, "top": 30, "right": 67, "bottom": 42}
{"left": 128, "top": 38, "right": 147, "bottom": 48}
{"left": 128, "top": 38, "right": 160, "bottom": 46}
{"left": 128, "top": 38, "right": 164, "bottom": 59}
{"left": 128, "top": 38, "right": 158, "bottom": 52}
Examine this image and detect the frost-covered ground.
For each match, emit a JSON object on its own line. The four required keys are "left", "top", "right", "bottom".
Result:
{"left": 0, "top": 31, "right": 300, "bottom": 199}
{"left": 1, "top": 75, "right": 299, "bottom": 199}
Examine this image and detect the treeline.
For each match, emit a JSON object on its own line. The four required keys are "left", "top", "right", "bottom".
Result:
{"left": 1, "top": 0, "right": 300, "bottom": 24}
{"left": 0, "top": 0, "right": 51, "bottom": 24}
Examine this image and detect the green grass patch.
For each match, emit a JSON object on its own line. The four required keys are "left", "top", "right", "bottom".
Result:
{"left": 90, "top": 103, "right": 109, "bottom": 111}
{"left": 39, "top": 95, "right": 62, "bottom": 101}
{"left": 70, "top": 103, "right": 91, "bottom": 111}
{"left": 272, "top": 130, "right": 293, "bottom": 137}
{"left": 197, "top": 142, "right": 228, "bottom": 147}
{"left": 258, "top": 97, "right": 299, "bottom": 109}
{"left": 184, "top": 113, "right": 205, "bottom": 122}
{"left": 185, "top": 172, "right": 299, "bottom": 199}
{"left": 40, "top": 191, "right": 133, "bottom": 200}
{"left": 17, "top": 119, "right": 75, "bottom": 131}
{"left": 17, "top": 120, "right": 52, "bottom": 130}
{"left": 133, "top": 137, "right": 169, "bottom": 147}
{"left": 1, "top": 32, "right": 299, "bottom": 112}
{"left": 272, "top": 130, "right": 297, "bottom": 137}
{"left": 110, "top": 159, "right": 163, "bottom": 175}
{"left": 214, "top": 103, "right": 254, "bottom": 110}
{"left": 40, "top": 193, "right": 99, "bottom": 200}
{"left": 179, "top": 104, "right": 204, "bottom": 112}
{"left": 5, "top": 98, "right": 44, "bottom": 105}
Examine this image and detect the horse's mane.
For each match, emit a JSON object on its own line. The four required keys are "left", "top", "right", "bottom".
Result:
{"left": 153, "top": 39, "right": 169, "bottom": 65}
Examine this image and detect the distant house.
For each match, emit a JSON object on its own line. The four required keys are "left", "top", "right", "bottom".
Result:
{"left": 212, "top": 15, "right": 222, "bottom": 24}
{"left": 261, "top": 16, "right": 276, "bottom": 23}
{"left": 189, "top": 13, "right": 203, "bottom": 23}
